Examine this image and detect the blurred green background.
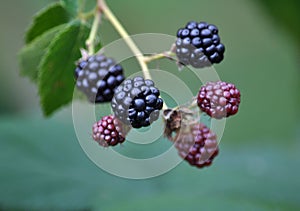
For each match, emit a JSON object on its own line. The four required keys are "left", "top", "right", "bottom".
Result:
{"left": 1, "top": 0, "right": 300, "bottom": 210}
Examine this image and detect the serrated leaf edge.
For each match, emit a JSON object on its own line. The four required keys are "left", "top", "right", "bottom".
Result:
{"left": 37, "top": 20, "right": 89, "bottom": 116}
{"left": 18, "top": 24, "right": 67, "bottom": 82}
{"left": 25, "top": 2, "right": 69, "bottom": 44}
{"left": 60, "top": 0, "right": 80, "bottom": 18}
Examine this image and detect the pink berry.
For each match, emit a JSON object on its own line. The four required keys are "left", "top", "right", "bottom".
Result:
{"left": 175, "top": 123, "right": 219, "bottom": 168}
{"left": 92, "top": 115, "right": 129, "bottom": 147}
{"left": 197, "top": 81, "right": 241, "bottom": 119}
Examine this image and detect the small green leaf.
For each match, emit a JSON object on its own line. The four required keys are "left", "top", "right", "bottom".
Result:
{"left": 19, "top": 24, "right": 66, "bottom": 82}
{"left": 61, "top": 0, "right": 79, "bottom": 18}
{"left": 38, "top": 21, "right": 90, "bottom": 116}
{"left": 25, "top": 2, "right": 70, "bottom": 44}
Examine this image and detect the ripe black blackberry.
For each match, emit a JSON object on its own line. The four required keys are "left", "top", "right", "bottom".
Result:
{"left": 176, "top": 21, "right": 225, "bottom": 68}
{"left": 111, "top": 76, "right": 164, "bottom": 128}
{"left": 197, "top": 81, "right": 241, "bottom": 119}
{"left": 75, "top": 54, "right": 125, "bottom": 103}
{"left": 92, "top": 115, "right": 129, "bottom": 147}
{"left": 175, "top": 123, "right": 219, "bottom": 168}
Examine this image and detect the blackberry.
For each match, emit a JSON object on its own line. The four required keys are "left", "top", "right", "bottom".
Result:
{"left": 75, "top": 54, "right": 125, "bottom": 103}
{"left": 92, "top": 115, "right": 129, "bottom": 147}
{"left": 197, "top": 81, "right": 241, "bottom": 119}
{"left": 176, "top": 21, "right": 225, "bottom": 68}
{"left": 175, "top": 123, "right": 219, "bottom": 168}
{"left": 111, "top": 76, "right": 164, "bottom": 128}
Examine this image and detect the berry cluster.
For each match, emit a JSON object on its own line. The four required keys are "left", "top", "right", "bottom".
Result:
{"left": 197, "top": 81, "right": 241, "bottom": 119}
{"left": 22, "top": 1, "right": 244, "bottom": 171}
{"left": 75, "top": 54, "right": 125, "bottom": 103}
{"left": 75, "top": 20, "right": 241, "bottom": 171}
{"left": 175, "top": 123, "right": 219, "bottom": 168}
{"left": 92, "top": 115, "right": 129, "bottom": 147}
{"left": 176, "top": 21, "right": 225, "bottom": 68}
{"left": 111, "top": 76, "right": 164, "bottom": 128}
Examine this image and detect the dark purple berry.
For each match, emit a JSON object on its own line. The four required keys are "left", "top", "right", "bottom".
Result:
{"left": 75, "top": 54, "right": 125, "bottom": 103}
{"left": 208, "top": 24, "right": 218, "bottom": 34}
{"left": 200, "top": 29, "right": 212, "bottom": 37}
{"left": 190, "top": 28, "right": 200, "bottom": 37}
{"left": 186, "top": 21, "right": 198, "bottom": 29}
{"left": 134, "top": 98, "right": 146, "bottom": 111}
{"left": 175, "top": 21, "right": 225, "bottom": 68}
{"left": 111, "top": 77, "right": 164, "bottom": 128}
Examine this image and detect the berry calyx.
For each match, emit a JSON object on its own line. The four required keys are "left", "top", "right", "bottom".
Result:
{"left": 175, "top": 123, "right": 219, "bottom": 168}
{"left": 75, "top": 54, "right": 125, "bottom": 103}
{"left": 197, "top": 81, "right": 241, "bottom": 119}
{"left": 176, "top": 21, "right": 225, "bottom": 68}
{"left": 92, "top": 115, "right": 129, "bottom": 147}
{"left": 111, "top": 76, "right": 164, "bottom": 128}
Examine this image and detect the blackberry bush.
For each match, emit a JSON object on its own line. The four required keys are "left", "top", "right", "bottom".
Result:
{"left": 176, "top": 21, "right": 225, "bottom": 68}
{"left": 111, "top": 76, "right": 164, "bottom": 128}
{"left": 197, "top": 81, "right": 241, "bottom": 119}
{"left": 75, "top": 54, "right": 125, "bottom": 103}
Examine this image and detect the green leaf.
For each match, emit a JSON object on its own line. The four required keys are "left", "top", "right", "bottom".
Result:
{"left": 19, "top": 24, "right": 66, "bottom": 82}
{"left": 25, "top": 2, "right": 70, "bottom": 44}
{"left": 38, "top": 21, "right": 90, "bottom": 116}
{"left": 61, "top": 0, "right": 79, "bottom": 18}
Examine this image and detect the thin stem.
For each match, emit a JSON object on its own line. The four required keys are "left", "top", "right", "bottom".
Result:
{"left": 144, "top": 51, "right": 176, "bottom": 63}
{"left": 86, "top": 10, "right": 101, "bottom": 55}
{"left": 98, "top": 0, "right": 151, "bottom": 79}
{"left": 98, "top": 0, "right": 168, "bottom": 110}
{"left": 189, "top": 97, "right": 198, "bottom": 109}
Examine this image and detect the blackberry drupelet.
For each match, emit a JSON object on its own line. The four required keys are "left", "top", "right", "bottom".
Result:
{"left": 111, "top": 76, "right": 164, "bottom": 128}
{"left": 75, "top": 54, "right": 125, "bottom": 103}
{"left": 92, "top": 115, "right": 129, "bottom": 147}
{"left": 175, "top": 123, "right": 219, "bottom": 168}
{"left": 197, "top": 81, "right": 241, "bottom": 119}
{"left": 176, "top": 21, "right": 225, "bottom": 68}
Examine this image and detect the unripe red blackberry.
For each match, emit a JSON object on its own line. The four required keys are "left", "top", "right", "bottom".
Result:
{"left": 175, "top": 123, "right": 219, "bottom": 168}
{"left": 92, "top": 115, "right": 129, "bottom": 147}
{"left": 197, "top": 81, "right": 241, "bottom": 119}
{"left": 176, "top": 21, "right": 225, "bottom": 68}
{"left": 111, "top": 76, "right": 164, "bottom": 128}
{"left": 75, "top": 54, "right": 125, "bottom": 103}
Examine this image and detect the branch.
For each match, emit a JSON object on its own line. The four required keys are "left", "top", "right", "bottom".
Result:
{"left": 86, "top": 9, "right": 101, "bottom": 55}
{"left": 98, "top": 0, "right": 151, "bottom": 79}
